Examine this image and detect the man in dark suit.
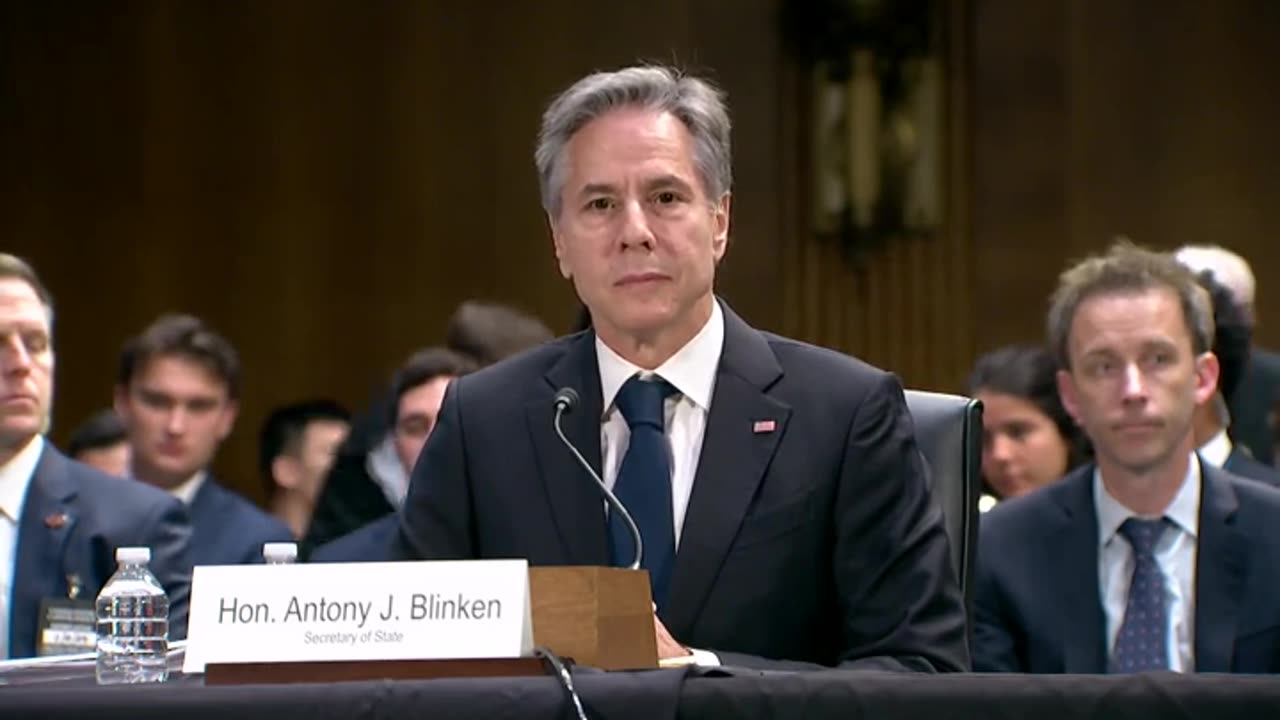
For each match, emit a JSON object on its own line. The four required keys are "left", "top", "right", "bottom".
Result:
{"left": 975, "top": 242, "right": 1280, "bottom": 673}
{"left": 115, "top": 314, "right": 291, "bottom": 566}
{"left": 394, "top": 65, "right": 967, "bottom": 672}
{"left": 1177, "top": 245, "right": 1278, "bottom": 466}
{"left": 0, "top": 255, "right": 193, "bottom": 658}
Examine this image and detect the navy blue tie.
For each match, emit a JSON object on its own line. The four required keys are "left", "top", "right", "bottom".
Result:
{"left": 609, "top": 375, "right": 677, "bottom": 609}
{"left": 1109, "top": 517, "right": 1172, "bottom": 673}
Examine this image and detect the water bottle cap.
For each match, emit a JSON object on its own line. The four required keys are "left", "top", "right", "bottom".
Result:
{"left": 263, "top": 542, "right": 298, "bottom": 562}
{"left": 116, "top": 547, "right": 151, "bottom": 564}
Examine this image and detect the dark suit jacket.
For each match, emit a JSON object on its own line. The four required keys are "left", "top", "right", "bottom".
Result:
{"left": 1229, "top": 347, "right": 1280, "bottom": 466}
{"left": 310, "top": 514, "right": 397, "bottom": 563}
{"left": 394, "top": 301, "right": 968, "bottom": 672}
{"left": 1224, "top": 448, "right": 1280, "bottom": 488}
{"left": 974, "top": 462, "right": 1280, "bottom": 673}
{"left": 10, "top": 444, "right": 194, "bottom": 658}
{"left": 188, "top": 479, "right": 293, "bottom": 567}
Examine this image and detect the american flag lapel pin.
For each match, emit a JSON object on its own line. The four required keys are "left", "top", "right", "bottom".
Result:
{"left": 752, "top": 419, "right": 777, "bottom": 434}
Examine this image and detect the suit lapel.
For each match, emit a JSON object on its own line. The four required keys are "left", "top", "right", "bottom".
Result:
{"left": 1053, "top": 467, "right": 1109, "bottom": 673}
{"left": 1194, "top": 465, "right": 1246, "bottom": 672}
{"left": 10, "top": 444, "right": 79, "bottom": 658}
{"left": 527, "top": 332, "right": 609, "bottom": 565}
{"left": 662, "top": 305, "right": 788, "bottom": 638}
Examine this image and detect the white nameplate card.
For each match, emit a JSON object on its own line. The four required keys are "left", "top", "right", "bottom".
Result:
{"left": 182, "top": 559, "right": 532, "bottom": 673}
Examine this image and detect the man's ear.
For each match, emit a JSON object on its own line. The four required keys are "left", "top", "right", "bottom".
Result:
{"left": 272, "top": 455, "right": 299, "bottom": 490}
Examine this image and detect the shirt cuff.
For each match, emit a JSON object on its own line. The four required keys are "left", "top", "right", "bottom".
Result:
{"left": 689, "top": 648, "right": 721, "bottom": 666}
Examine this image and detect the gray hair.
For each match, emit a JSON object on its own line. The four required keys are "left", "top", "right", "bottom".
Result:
{"left": 1048, "top": 241, "right": 1214, "bottom": 370}
{"left": 0, "top": 253, "right": 54, "bottom": 327}
{"left": 1174, "top": 244, "right": 1257, "bottom": 309}
{"left": 535, "top": 65, "right": 732, "bottom": 217}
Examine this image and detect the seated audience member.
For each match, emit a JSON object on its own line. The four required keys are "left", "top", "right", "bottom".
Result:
{"left": 975, "top": 242, "right": 1280, "bottom": 673}
{"left": 1176, "top": 245, "right": 1279, "bottom": 466}
{"left": 65, "top": 408, "right": 131, "bottom": 478}
{"left": 259, "top": 399, "right": 350, "bottom": 539}
{"left": 968, "top": 345, "right": 1091, "bottom": 509}
{"left": 115, "top": 314, "right": 292, "bottom": 566}
{"left": 1184, "top": 269, "right": 1280, "bottom": 486}
{"left": 446, "top": 300, "right": 555, "bottom": 366}
{"left": 305, "top": 348, "right": 476, "bottom": 560}
{"left": 0, "top": 255, "right": 192, "bottom": 657}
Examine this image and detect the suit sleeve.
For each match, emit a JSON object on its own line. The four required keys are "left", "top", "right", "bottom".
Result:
{"left": 392, "top": 381, "right": 476, "bottom": 561}
{"left": 830, "top": 372, "right": 970, "bottom": 672}
{"left": 137, "top": 496, "right": 195, "bottom": 641}
{"left": 972, "top": 521, "right": 1024, "bottom": 671}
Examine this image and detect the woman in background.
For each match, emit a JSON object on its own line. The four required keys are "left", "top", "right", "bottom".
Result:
{"left": 967, "top": 345, "right": 1091, "bottom": 510}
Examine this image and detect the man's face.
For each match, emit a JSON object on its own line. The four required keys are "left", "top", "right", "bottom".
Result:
{"left": 549, "top": 107, "right": 729, "bottom": 345}
{"left": 115, "top": 354, "right": 237, "bottom": 488}
{"left": 0, "top": 278, "right": 53, "bottom": 453}
{"left": 1058, "top": 288, "right": 1218, "bottom": 476}
{"left": 392, "top": 376, "right": 453, "bottom": 475}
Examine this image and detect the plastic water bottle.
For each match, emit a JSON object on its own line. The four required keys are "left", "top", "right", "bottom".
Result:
{"left": 263, "top": 542, "right": 298, "bottom": 565}
{"left": 95, "top": 547, "right": 169, "bottom": 684}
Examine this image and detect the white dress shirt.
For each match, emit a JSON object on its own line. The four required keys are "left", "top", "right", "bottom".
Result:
{"left": 167, "top": 470, "right": 207, "bottom": 506}
{"left": 1095, "top": 454, "right": 1201, "bottom": 672}
{"left": 0, "top": 435, "right": 47, "bottom": 660}
{"left": 1197, "top": 429, "right": 1232, "bottom": 469}
{"left": 595, "top": 301, "right": 724, "bottom": 666}
{"left": 596, "top": 301, "right": 723, "bottom": 547}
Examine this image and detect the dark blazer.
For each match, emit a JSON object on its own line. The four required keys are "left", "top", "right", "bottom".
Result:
{"left": 1224, "top": 448, "right": 1280, "bottom": 488}
{"left": 1229, "top": 347, "right": 1280, "bottom": 466}
{"left": 394, "top": 301, "right": 968, "bottom": 672}
{"left": 974, "top": 462, "right": 1280, "bottom": 673}
{"left": 310, "top": 514, "right": 397, "bottom": 563}
{"left": 187, "top": 479, "right": 293, "bottom": 567}
{"left": 10, "top": 444, "right": 193, "bottom": 658}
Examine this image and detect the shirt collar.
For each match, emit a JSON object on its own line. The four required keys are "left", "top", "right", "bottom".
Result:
{"left": 596, "top": 300, "right": 725, "bottom": 416}
{"left": 1094, "top": 452, "right": 1202, "bottom": 546}
{"left": 0, "top": 435, "right": 44, "bottom": 523}
{"left": 1197, "top": 428, "right": 1233, "bottom": 468}
{"left": 168, "top": 470, "right": 208, "bottom": 506}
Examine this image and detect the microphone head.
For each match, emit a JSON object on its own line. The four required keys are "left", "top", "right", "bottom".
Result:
{"left": 553, "top": 387, "right": 580, "bottom": 412}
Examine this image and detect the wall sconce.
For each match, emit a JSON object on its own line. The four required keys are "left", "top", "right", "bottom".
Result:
{"left": 783, "top": 0, "right": 944, "bottom": 262}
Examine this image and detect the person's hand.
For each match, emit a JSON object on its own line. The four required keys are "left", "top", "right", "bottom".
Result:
{"left": 655, "top": 614, "right": 691, "bottom": 660}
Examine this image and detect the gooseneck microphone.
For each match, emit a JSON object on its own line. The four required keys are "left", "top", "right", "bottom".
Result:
{"left": 552, "top": 387, "right": 644, "bottom": 571}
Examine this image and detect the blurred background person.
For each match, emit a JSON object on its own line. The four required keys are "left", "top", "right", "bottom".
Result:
{"left": 64, "top": 408, "right": 130, "bottom": 478}
{"left": 115, "top": 313, "right": 292, "bottom": 565}
{"left": 968, "top": 345, "right": 1092, "bottom": 509}
{"left": 258, "top": 399, "right": 350, "bottom": 540}
{"left": 1175, "top": 245, "right": 1279, "bottom": 466}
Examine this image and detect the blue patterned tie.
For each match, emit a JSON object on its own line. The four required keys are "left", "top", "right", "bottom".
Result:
{"left": 1109, "top": 517, "right": 1172, "bottom": 673}
{"left": 609, "top": 375, "right": 677, "bottom": 609}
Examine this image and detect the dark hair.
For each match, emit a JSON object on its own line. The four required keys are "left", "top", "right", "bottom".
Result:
{"left": 388, "top": 348, "right": 478, "bottom": 426}
{"left": 1048, "top": 241, "right": 1213, "bottom": 370}
{"left": 0, "top": 253, "right": 54, "bottom": 323}
{"left": 968, "top": 345, "right": 1092, "bottom": 470}
{"left": 258, "top": 399, "right": 351, "bottom": 495}
{"left": 1194, "top": 270, "right": 1252, "bottom": 402}
{"left": 118, "top": 314, "right": 241, "bottom": 399}
{"left": 446, "top": 301, "right": 554, "bottom": 367}
{"left": 66, "top": 409, "right": 127, "bottom": 458}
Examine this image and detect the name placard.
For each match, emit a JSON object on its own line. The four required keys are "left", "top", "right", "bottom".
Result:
{"left": 182, "top": 560, "right": 532, "bottom": 673}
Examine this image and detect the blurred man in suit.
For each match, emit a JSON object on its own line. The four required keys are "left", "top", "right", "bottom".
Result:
{"left": 975, "top": 242, "right": 1280, "bottom": 673}
{"left": 393, "top": 65, "right": 967, "bottom": 671}
{"left": 309, "top": 349, "right": 475, "bottom": 563}
{"left": 259, "top": 399, "right": 350, "bottom": 540}
{"left": 65, "top": 408, "right": 131, "bottom": 478}
{"left": 1176, "top": 245, "right": 1278, "bottom": 466}
{"left": 1183, "top": 269, "right": 1280, "bottom": 486}
{"left": 0, "top": 255, "right": 192, "bottom": 658}
{"left": 115, "top": 314, "right": 291, "bottom": 566}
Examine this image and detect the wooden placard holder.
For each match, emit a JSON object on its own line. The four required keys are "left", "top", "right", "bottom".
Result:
{"left": 204, "top": 565, "right": 657, "bottom": 685}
